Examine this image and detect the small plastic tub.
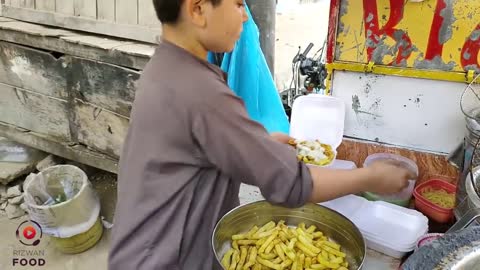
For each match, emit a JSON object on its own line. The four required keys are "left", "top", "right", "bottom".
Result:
{"left": 362, "top": 153, "right": 419, "bottom": 207}
{"left": 413, "top": 179, "right": 456, "bottom": 223}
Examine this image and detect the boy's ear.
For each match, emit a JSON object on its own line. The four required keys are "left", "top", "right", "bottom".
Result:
{"left": 184, "top": 0, "right": 208, "bottom": 27}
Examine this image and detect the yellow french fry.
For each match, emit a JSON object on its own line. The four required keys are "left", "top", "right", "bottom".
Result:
{"left": 281, "top": 259, "right": 293, "bottom": 268}
{"left": 236, "top": 246, "right": 248, "bottom": 269}
{"left": 233, "top": 241, "right": 239, "bottom": 251}
{"left": 299, "top": 222, "right": 306, "bottom": 231}
{"left": 338, "top": 267, "right": 348, "bottom": 270}
{"left": 321, "top": 240, "right": 341, "bottom": 251}
{"left": 256, "top": 257, "right": 283, "bottom": 270}
{"left": 280, "top": 242, "right": 296, "bottom": 261}
{"left": 221, "top": 249, "right": 234, "bottom": 269}
{"left": 237, "top": 240, "right": 257, "bottom": 246}
{"left": 253, "top": 229, "right": 276, "bottom": 240}
{"left": 321, "top": 250, "right": 329, "bottom": 260}
{"left": 305, "top": 256, "right": 312, "bottom": 268}
{"left": 298, "top": 253, "right": 305, "bottom": 270}
{"left": 265, "top": 239, "right": 280, "bottom": 254}
{"left": 298, "top": 235, "right": 321, "bottom": 254}
{"left": 259, "top": 230, "right": 279, "bottom": 253}
{"left": 331, "top": 256, "right": 344, "bottom": 264}
{"left": 274, "top": 244, "right": 286, "bottom": 261}
{"left": 228, "top": 250, "right": 239, "bottom": 270}
{"left": 257, "top": 221, "right": 276, "bottom": 234}
{"left": 271, "top": 256, "right": 282, "bottom": 264}
{"left": 253, "top": 263, "right": 262, "bottom": 270}
{"left": 246, "top": 226, "right": 259, "bottom": 237}
{"left": 312, "top": 232, "right": 324, "bottom": 239}
{"left": 317, "top": 257, "right": 340, "bottom": 269}
{"left": 321, "top": 245, "right": 346, "bottom": 258}
{"left": 295, "top": 241, "right": 317, "bottom": 257}
{"left": 243, "top": 246, "right": 257, "bottom": 269}
{"left": 306, "top": 225, "right": 317, "bottom": 234}
{"left": 232, "top": 234, "right": 246, "bottom": 240}
{"left": 288, "top": 238, "right": 297, "bottom": 250}
{"left": 258, "top": 253, "right": 276, "bottom": 260}
{"left": 310, "top": 263, "right": 327, "bottom": 269}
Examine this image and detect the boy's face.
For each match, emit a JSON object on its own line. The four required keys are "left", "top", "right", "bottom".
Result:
{"left": 192, "top": 0, "right": 249, "bottom": 53}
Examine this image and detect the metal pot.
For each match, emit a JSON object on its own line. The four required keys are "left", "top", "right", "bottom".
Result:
{"left": 402, "top": 208, "right": 480, "bottom": 270}
{"left": 211, "top": 201, "right": 366, "bottom": 269}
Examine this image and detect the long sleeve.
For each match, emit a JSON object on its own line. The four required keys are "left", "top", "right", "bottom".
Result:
{"left": 192, "top": 90, "right": 313, "bottom": 208}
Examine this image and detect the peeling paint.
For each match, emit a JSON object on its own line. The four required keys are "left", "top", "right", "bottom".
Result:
{"left": 439, "top": 0, "right": 456, "bottom": 44}
{"left": 371, "top": 37, "right": 394, "bottom": 63}
{"left": 463, "top": 49, "right": 471, "bottom": 61}
{"left": 471, "top": 29, "right": 480, "bottom": 41}
{"left": 366, "top": 13, "right": 374, "bottom": 23}
{"left": 338, "top": 0, "right": 349, "bottom": 34}
{"left": 351, "top": 95, "right": 381, "bottom": 117}
{"left": 414, "top": 55, "right": 456, "bottom": 71}
{"left": 352, "top": 95, "right": 361, "bottom": 113}
{"left": 465, "top": 64, "right": 480, "bottom": 73}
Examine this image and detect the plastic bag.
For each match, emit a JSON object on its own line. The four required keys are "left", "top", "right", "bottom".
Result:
{"left": 0, "top": 138, "right": 46, "bottom": 163}
{"left": 23, "top": 165, "right": 100, "bottom": 238}
{"left": 208, "top": 4, "right": 290, "bottom": 134}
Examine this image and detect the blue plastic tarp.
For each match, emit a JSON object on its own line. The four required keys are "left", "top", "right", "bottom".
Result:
{"left": 207, "top": 5, "right": 290, "bottom": 134}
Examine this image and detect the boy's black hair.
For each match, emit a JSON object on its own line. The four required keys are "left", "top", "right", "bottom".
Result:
{"left": 153, "top": 0, "right": 223, "bottom": 24}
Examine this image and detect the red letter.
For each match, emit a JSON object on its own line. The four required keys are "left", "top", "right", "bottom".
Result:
{"left": 363, "top": 0, "right": 413, "bottom": 65}
{"left": 461, "top": 24, "right": 480, "bottom": 72}
{"left": 425, "top": 0, "right": 447, "bottom": 59}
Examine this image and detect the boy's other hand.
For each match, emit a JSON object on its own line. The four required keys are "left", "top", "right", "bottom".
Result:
{"left": 365, "top": 160, "right": 417, "bottom": 195}
{"left": 270, "top": 132, "right": 294, "bottom": 145}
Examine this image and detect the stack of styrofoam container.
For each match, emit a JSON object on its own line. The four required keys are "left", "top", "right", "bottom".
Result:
{"left": 321, "top": 195, "right": 429, "bottom": 258}
{"left": 288, "top": 95, "right": 429, "bottom": 258}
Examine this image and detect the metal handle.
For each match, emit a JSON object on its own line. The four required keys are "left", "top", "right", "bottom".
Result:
{"left": 302, "top": 43, "right": 314, "bottom": 57}
{"left": 447, "top": 208, "right": 480, "bottom": 233}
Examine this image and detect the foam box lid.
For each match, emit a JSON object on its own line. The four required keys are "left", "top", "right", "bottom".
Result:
{"left": 289, "top": 94, "right": 346, "bottom": 149}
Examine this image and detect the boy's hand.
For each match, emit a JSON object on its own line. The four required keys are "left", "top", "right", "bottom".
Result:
{"left": 270, "top": 132, "right": 294, "bottom": 145}
{"left": 364, "top": 160, "right": 417, "bottom": 194}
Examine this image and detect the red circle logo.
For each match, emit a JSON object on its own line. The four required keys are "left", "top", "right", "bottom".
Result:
{"left": 23, "top": 226, "right": 37, "bottom": 240}
{"left": 16, "top": 220, "right": 42, "bottom": 246}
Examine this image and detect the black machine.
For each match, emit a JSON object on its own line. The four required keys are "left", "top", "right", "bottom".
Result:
{"left": 280, "top": 41, "right": 328, "bottom": 119}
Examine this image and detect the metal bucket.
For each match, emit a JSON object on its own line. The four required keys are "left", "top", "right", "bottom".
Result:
{"left": 212, "top": 201, "right": 366, "bottom": 269}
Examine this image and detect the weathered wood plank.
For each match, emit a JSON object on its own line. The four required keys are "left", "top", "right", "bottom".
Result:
{"left": 0, "top": 20, "right": 152, "bottom": 70}
{"left": 97, "top": 0, "right": 115, "bottom": 21}
{"left": 0, "top": 41, "right": 68, "bottom": 99}
{"left": 0, "top": 83, "right": 71, "bottom": 140}
{"left": 115, "top": 0, "right": 137, "bottom": 24}
{"left": 0, "top": 122, "right": 119, "bottom": 173}
{"left": 74, "top": 0, "right": 96, "bottom": 18}
{"left": 74, "top": 99, "right": 129, "bottom": 157}
{"left": 56, "top": 0, "right": 74, "bottom": 15}
{"left": 35, "top": 0, "right": 55, "bottom": 11}
{"left": 70, "top": 57, "right": 139, "bottom": 116}
{"left": 21, "top": 0, "right": 35, "bottom": 8}
{"left": 10, "top": 0, "right": 20, "bottom": 7}
{"left": 2, "top": 6, "right": 160, "bottom": 43}
{"left": 138, "top": 0, "right": 159, "bottom": 26}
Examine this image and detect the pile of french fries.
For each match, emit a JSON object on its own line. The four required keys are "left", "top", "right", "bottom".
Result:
{"left": 221, "top": 221, "right": 349, "bottom": 270}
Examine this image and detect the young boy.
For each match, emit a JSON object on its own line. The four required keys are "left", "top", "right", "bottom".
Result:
{"left": 108, "top": 0, "right": 415, "bottom": 269}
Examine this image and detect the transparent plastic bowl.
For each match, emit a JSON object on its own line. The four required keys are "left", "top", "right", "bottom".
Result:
{"left": 361, "top": 153, "right": 419, "bottom": 207}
